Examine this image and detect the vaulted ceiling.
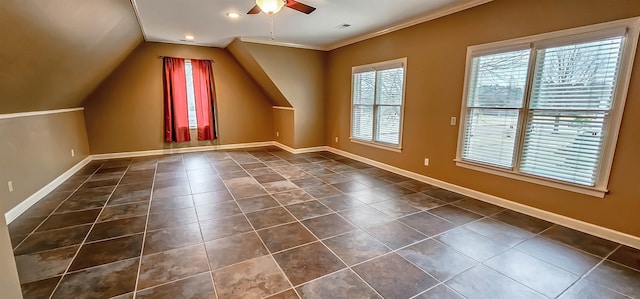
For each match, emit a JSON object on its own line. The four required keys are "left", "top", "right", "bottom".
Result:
{"left": 132, "top": 0, "right": 477, "bottom": 49}
{"left": 0, "top": 0, "right": 491, "bottom": 114}
{"left": 0, "top": 0, "right": 142, "bottom": 114}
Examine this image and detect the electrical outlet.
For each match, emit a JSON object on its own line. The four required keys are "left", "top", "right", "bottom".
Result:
{"left": 450, "top": 117, "right": 457, "bottom": 126}
{"left": 335, "top": 137, "right": 339, "bottom": 143}
{"left": 71, "top": 149, "right": 75, "bottom": 157}
{"left": 276, "top": 131, "right": 280, "bottom": 137}
{"left": 424, "top": 158, "right": 429, "bottom": 166}
{"left": 8, "top": 181, "right": 13, "bottom": 192}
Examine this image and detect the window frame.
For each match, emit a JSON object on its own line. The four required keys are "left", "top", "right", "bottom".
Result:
{"left": 455, "top": 17, "right": 640, "bottom": 197}
{"left": 350, "top": 57, "right": 408, "bottom": 152}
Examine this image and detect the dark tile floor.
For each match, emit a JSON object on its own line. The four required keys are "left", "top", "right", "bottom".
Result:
{"left": 8, "top": 147, "right": 640, "bottom": 299}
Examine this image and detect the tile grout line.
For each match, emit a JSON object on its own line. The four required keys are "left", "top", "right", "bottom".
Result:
{"left": 131, "top": 158, "right": 160, "bottom": 299}
{"left": 249, "top": 153, "right": 358, "bottom": 297}
{"left": 240, "top": 152, "right": 477, "bottom": 296}
{"left": 48, "top": 160, "right": 133, "bottom": 299}
{"left": 22, "top": 148, "right": 637, "bottom": 299}
{"left": 525, "top": 223, "right": 633, "bottom": 269}
{"left": 138, "top": 158, "right": 472, "bottom": 293}
{"left": 255, "top": 152, "right": 579, "bottom": 298}
{"left": 215, "top": 152, "right": 304, "bottom": 298}
{"left": 187, "top": 156, "right": 220, "bottom": 299}
{"left": 12, "top": 167, "right": 100, "bottom": 251}
{"left": 133, "top": 271, "right": 213, "bottom": 295}
{"left": 242, "top": 154, "right": 388, "bottom": 298}
{"left": 474, "top": 222, "right": 591, "bottom": 299}
{"left": 556, "top": 244, "right": 632, "bottom": 298}
{"left": 408, "top": 283, "right": 466, "bottom": 299}
{"left": 297, "top": 152, "right": 609, "bottom": 285}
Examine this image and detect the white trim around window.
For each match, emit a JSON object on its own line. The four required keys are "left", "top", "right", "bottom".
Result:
{"left": 350, "top": 57, "right": 407, "bottom": 152}
{"left": 455, "top": 17, "right": 640, "bottom": 197}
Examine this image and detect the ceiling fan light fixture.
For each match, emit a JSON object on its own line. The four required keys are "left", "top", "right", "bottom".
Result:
{"left": 256, "top": 0, "right": 286, "bottom": 14}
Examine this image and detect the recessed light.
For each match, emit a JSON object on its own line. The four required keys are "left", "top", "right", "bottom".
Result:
{"left": 185, "top": 35, "right": 195, "bottom": 40}
{"left": 226, "top": 12, "right": 240, "bottom": 18}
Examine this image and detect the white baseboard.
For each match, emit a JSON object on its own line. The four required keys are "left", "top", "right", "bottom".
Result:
{"left": 325, "top": 146, "right": 640, "bottom": 249}
{"left": 4, "top": 156, "right": 92, "bottom": 223}
{"left": 92, "top": 141, "right": 274, "bottom": 160}
{"left": 6, "top": 142, "right": 639, "bottom": 249}
{"left": 5, "top": 141, "right": 273, "bottom": 223}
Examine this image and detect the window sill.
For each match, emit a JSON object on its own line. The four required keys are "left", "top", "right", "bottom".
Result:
{"left": 350, "top": 138, "right": 402, "bottom": 153}
{"left": 454, "top": 160, "right": 608, "bottom": 198}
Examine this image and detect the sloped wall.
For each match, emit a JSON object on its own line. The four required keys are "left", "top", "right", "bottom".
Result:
{"left": 228, "top": 40, "right": 327, "bottom": 148}
{"left": 227, "top": 40, "right": 292, "bottom": 108}
{"left": 0, "top": 0, "right": 141, "bottom": 113}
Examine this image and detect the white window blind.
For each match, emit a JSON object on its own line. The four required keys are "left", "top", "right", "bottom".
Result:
{"left": 351, "top": 59, "right": 406, "bottom": 148}
{"left": 462, "top": 50, "right": 530, "bottom": 168}
{"left": 184, "top": 59, "right": 198, "bottom": 129}
{"left": 352, "top": 71, "right": 375, "bottom": 141}
{"left": 456, "top": 18, "right": 638, "bottom": 194}
{"left": 520, "top": 37, "right": 623, "bottom": 185}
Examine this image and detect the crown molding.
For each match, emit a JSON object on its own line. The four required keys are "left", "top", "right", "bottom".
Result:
{"left": 131, "top": 0, "right": 492, "bottom": 52}
{"left": 327, "top": 0, "right": 493, "bottom": 50}
{"left": 237, "top": 0, "right": 493, "bottom": 51}
{"left": 129, "top": 0, "right": 148, "bottom": 41}
{"left": 238, "top": 37, "right": 329, "bottom": 51}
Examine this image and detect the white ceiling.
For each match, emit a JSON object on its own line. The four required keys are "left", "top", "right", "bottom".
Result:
{"left": 132, "top": 0, "right": 489, "bottom": 50}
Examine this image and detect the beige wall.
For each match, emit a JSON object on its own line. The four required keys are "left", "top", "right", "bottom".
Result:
{"left": 240, "top": 42, "right": 327, "bottom": 148}
{"left": 326, "top": 0, "right": 640, "bottom": 237}
{"left": 273, "top": 108, "right": 295, "bottom": 148}
{"left": 0, "top": 0, "right": 141, "bottom": 113}
{"left": 0, "top": 111, "right": 90, "bottom": 212}
{"left": 0, "top": 215, "right": 22, "bottom": 299}
{"left": 83, "top": 42, "right": 275, "bottom": 154}
{"left": 227, "top": 40, "right": 292, "bottom": 108}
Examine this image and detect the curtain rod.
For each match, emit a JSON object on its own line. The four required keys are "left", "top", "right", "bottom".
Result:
{"left": 157, "top": 56, "right": 215, "bottom": 63}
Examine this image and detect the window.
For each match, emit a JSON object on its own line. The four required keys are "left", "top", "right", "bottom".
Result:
{"left": 163, "top": 57, "right": 217, "bottom": 143}
{"left": 351, "top": 58, "right": 407, "bottom": 151}
{"left": 184, "top": 59, "right": 198, "bottom": 129}
{"left": 456, "top": 18, "right": 640, "bottom": 197}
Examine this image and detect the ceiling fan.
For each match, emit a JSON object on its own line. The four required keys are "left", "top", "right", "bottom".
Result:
{"left": 247, "top": 0, "right": 316, "bottom": 15}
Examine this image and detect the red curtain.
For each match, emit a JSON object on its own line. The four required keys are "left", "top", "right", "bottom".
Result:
{"left": 191, "top": 59, "right": 217, "bottom": 140}
{"left": 163, "top": 57, "right": 191, "bottom": 142}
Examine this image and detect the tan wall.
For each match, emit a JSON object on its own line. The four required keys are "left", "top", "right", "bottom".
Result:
{"left": 326, "top": 0, "right": 640, "bottom": 236}
{"left": 227, "top": 40, "right": 292, "bottom": 108}
{"left": 0, "top": 0, "right": 141, "bottom": 113}
{"left": 243, "top": 42, "right": 327, "bottom": 148}
{"left": 273, "top": 108, "right": 295, "bottom": 148}
{"left": 0, "top": 215, "right": 21, "bottom": 299}
{"left": 0, "top": 111, "right": 90, "bottom": 212}
{"left": 83, "top": 42, "right": 275, "bottom": 154}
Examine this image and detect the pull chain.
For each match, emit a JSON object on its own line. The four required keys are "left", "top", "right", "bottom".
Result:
{"left": 270, "top": 14, "right": 275, "bottom": 40}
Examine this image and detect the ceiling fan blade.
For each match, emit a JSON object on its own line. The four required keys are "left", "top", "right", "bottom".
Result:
{"left": 247, "top": 4, "right": 261, "bottom": 14}
{"left": 285, "top": 0, "right": 316, "bottom": 14}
